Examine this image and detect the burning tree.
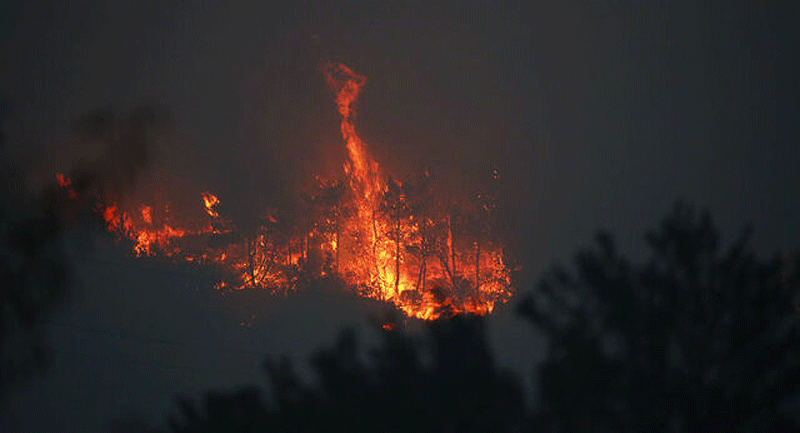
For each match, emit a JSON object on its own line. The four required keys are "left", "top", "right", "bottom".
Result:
{"left": 319, "top": 61, "right": 512, "bottom": 319}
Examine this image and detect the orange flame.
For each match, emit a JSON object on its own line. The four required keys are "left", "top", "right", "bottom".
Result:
{"left": 55, "top": 173, "right": 78, "bottom": 199}
{"left": 201, "top": 192, "right": 220, "bottom": 218}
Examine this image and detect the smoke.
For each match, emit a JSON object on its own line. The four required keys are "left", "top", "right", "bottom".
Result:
{"left": 65, "top": 104, "right": 173, "bottom": 207}
{"left": 0, "top": 102, "right": 172, "bottom": 398}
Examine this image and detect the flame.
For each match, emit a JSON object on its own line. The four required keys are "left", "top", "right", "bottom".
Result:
{"left": 97, "top": 200, "right": 199, "bottom": 257}
{"left": 56, "top": 173, "right": 78, "bottom": 199}
{"left": 64, "top": 62, "right": 513, "bottom": 320}
{"left": 319, "top": 62, "right": 512, "bottom": 319}
{"left": 201, "top": 192, "right": 220, "bottom": 218}
{"left": 141, "top": 205, "right": 152, "bottom": 224}
{"left": 55, "top": 173, "right": 71, "bottom": 188}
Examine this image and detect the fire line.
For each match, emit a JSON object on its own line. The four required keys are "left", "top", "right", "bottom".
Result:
{"left": 56, "top": 62, "right": 513, "bottom": 320}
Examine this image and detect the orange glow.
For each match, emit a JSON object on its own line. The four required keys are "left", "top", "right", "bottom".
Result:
{"left": 55, "top": 173, "right": 70, "bottom": 187}
{"left": 55, "top": 173, "right": 78, "bottom": 199}
{"left": 141, "top": 206, "right": 152, "bottom": 224}
{"left": 72, "top": 62, "right": 513, "bottom": 320}
{"left": 102, "top": 204, "right": 121, "bottom": 231}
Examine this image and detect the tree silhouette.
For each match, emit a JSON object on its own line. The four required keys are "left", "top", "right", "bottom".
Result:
{"left": 168, "top": 317, "right": 525, "bottom": 433}
{"left": 518, "top": 203, "right": 800, "bottom": 432}
{"left": 0, "top": 102, "right": 72, "bottom": 403}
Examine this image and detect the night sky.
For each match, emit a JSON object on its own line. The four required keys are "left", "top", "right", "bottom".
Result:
{"left": 2, "top": 2, "right": 798, "bottom": 431}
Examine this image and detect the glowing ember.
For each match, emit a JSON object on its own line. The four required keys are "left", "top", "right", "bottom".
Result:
{"left": 57, "top": 62, "right": 514, "bottom": 320}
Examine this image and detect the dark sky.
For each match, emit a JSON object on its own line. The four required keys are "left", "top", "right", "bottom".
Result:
{"left": 3, "top": 1, "right": 799, "bottom": 258}
{"left": 2, "top": 1, "right": 798, "bottom": 431}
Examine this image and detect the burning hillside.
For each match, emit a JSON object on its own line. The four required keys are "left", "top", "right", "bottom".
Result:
{"left": 55, "top": 63, "right": 513, "bottom": 320}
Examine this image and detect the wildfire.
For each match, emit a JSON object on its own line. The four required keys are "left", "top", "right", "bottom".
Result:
{"left": 319, "top": 62, "right": 512, "bottom": 319}
{"left": 95, "top": 200, "right": 194, "bottom": 257}
{"left": 55, "top": 62, "right": 513, "bottom": 320}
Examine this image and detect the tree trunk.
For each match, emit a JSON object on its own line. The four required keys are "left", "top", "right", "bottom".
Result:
{"left": 394, "top": 212, "right": 401, "bottom": 297}
{"left": 334, "top": 206, "right": 340, "bottom": 270}
{"left": 475, "top": 240, "right": 480, "bottom": 291}
{"left": 439, "top": 252, "right": 455, "bottom": 289}
{"left": 247, "top": 236, "right": 256, "bottom": 287}
{"left": 303, "top": 234, "right": 308, "bottom": 265}
{"left": 417, "top": 253, "right": 426, "bottom": 292}
{"left": 447, "top": 213, "right": 456, "bottom": 276}
{"left": 372, "top": 207, "right": 380, "bottom": 294}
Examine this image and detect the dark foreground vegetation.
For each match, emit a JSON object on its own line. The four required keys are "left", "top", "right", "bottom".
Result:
{"left": 161, "top": 204, "right": 799, "bottom": 433}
